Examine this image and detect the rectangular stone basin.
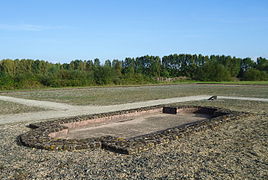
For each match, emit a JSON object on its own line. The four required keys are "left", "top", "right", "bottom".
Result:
{"left": 56, "top": 108, "right": 212, "bottom": 140}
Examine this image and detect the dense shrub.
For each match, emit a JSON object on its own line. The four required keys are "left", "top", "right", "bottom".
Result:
{"left": 0, "top": 72, "right": 14, "bottom": 89}
{"left": 242, "top": 68, "right": 268, "bottom": 81}
{"left": 194, "top": 62, "right": 231, "bottom": 81}
{"left": 0, "top": 54, "right": 267, "bottom": 90}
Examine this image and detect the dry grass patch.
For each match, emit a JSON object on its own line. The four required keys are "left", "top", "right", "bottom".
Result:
{"left": 0, "top": 100, "right": 47, "bottom": 115}
{"left": 1, "top": 84, "right": 268, "bottom": 105}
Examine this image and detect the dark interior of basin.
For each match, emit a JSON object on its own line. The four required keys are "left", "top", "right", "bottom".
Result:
{"left": 52, "top": 107, "right": 214, "bottom": 140}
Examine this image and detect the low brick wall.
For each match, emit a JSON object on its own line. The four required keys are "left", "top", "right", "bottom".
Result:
{"left": 18, "top": 105, "right": 251, "bottom": 154}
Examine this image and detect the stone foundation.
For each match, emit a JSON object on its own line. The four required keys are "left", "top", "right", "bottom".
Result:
{"left": 18, "top": 105, "right": 251, "bottom": 154}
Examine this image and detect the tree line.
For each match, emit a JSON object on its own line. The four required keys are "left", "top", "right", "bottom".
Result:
{"left": 0, "top": 54, "right": 267, "bottom": 89}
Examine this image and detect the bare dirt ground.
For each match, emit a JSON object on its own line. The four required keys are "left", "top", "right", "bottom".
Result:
{"left": 0, "top": 95, "right": 267, "bottom": 125}
{"left": 0, "top": 98, "right": 267, "bottom": 179}
{"left": 0, "top": 95, "right": 211, "bottom": 125}
{"left": 0, "top": 92, "right": 268, "bottom": 179}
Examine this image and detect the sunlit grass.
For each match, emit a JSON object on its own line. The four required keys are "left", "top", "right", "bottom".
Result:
{"left": 1, "top": 84, "right": 267, "bottom": 105}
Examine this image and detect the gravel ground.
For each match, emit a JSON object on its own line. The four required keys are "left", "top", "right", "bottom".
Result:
{"left": 0, "top": 100, "right": 267, "bottom": 179}
{"left": 0, "top": 95, "right": 73, "bottom": 110}
{"left": 1, "top": 84, "right": 268, "bottom": 105}
{"left": 1, "top": 95, "right": 267, "bottom": 125}
{"left": 181, "top": 99, "right": 268, "bottom": 114}
{"left": 0, "top": 100, "right": 46, "bottom": 115}
{"left": 0, "top": 95, "right": 210, "bottom": 125}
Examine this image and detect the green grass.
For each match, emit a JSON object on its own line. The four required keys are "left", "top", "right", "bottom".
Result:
{"left": 193, "top": 81, "right": 268, "bottom": 85}
{"left": 0, "top": 100, "right": 46, "bottom": 115}
{"left": 156, "top": 80, "right": 268, "bottom": 85}
{"left": 1, "top": 84, "right": 267, "bottom": 105}
{"left": 0, "top": 81, "right": 267, "bottom": 93}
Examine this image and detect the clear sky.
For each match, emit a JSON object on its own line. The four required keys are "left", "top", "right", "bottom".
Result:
{"left": 0, "top": 0, "right": 267, "bottom": 63}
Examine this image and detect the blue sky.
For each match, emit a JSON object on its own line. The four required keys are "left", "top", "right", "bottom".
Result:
{"left": 0, "top": 0, "right": 267, "bottom": 63}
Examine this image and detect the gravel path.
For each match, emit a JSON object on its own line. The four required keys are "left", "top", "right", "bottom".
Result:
{"left": 0, "top": 95, "right": 211, "bottom": 125}
{"left": 219, "top": 96, "right": 268, "bottom": 102}
{"left": 0, "top": 95, "right": 73, "bottom": 110}
{"left": 0, "top": 100, "right": 267, "bottom": 179}
{"left": 1, "top": 95, "right": 268, "bottom": 125}
{"left": 0, "top": 96, "right": 267, "bottom": 179}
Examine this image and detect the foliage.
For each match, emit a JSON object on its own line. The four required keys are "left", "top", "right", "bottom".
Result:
{"left": 242, "top": 68, "right": 268, "bottom": 81}
{"left": 0, "top": 54, "right": 267, "bottom": 90}
{"left": 194, "top": 62, "right": 231, "bottom": 81}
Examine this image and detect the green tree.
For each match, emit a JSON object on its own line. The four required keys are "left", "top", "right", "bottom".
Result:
{"left": 0, "top": 59, "right": 16, "bottom": 77}
{"left": 94, "top": 58, "right": 101, "bottom": 67}
{"left": 242, "top": 68, "right": 268, "bottom": 81}
{"left": 256, "top": 57, "right": 268, "bottom": 71}
{"left": 104, "top": 60, "right": 112, "bottom": 67}
{"left": 195, "top": 62, "right": 231, "bottom": 81}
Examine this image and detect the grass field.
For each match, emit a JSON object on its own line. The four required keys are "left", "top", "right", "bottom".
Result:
{"left": 193, "top": 81, "right": 268, "bottom": 85}
{"left": 0, "top": 100, "right": 46, "bottom": 115}
{"left": 1, "top": 84, "right": 267, "bottom": 105}
{"left": 181, "top": 99, "right": 268, "bottom": 114}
